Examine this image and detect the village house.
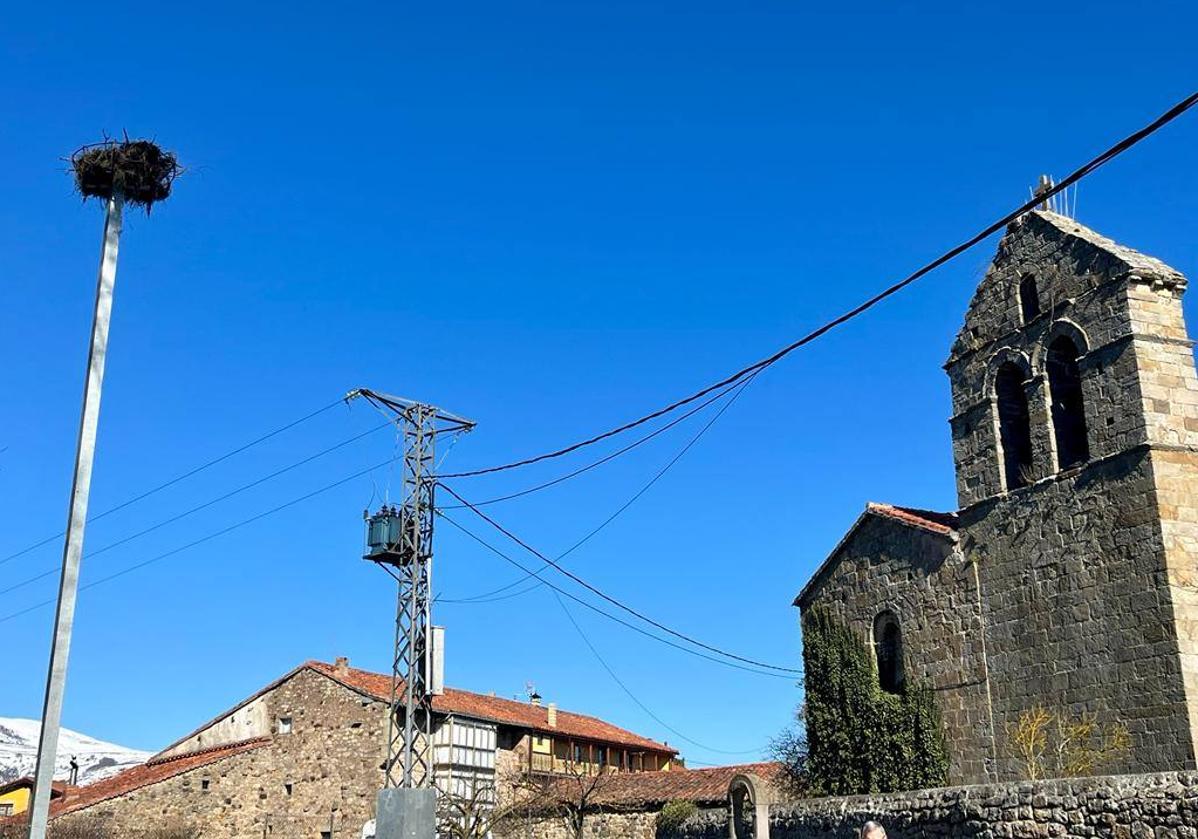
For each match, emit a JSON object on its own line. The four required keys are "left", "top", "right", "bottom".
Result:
{"left": 0, "top": 778, "right": 69, "bottom": 819}
{"left": 796, "top": 209, "right": 1198, "bottom": 784}
{"left": 34, "top": 657, "right": 679, "bottom": 837}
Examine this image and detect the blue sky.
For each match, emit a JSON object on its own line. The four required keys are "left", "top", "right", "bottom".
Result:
{"left": 3, "top": 1, "right": 1197, "bottom": 765}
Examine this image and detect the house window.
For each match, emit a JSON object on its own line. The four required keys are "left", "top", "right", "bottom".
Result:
{"left": 321, "top": 833, "right": 332, "bottom": 839}
{"left": 873, "top": 611, "right": 904, "bottom": 694}
{"left": 0, "top": 804, "right": 12, "bottom": 817}
{"left": 1046, "top": 335, "right": 1089, "bottom": 469}
{"left": 278, "top": 717, "right": 293, "bottom": 735}
{"left": 995, "top": 362, "right": 1033, "bottom": 489}
{"left": 284, "top": 782, "right": 293, "bottom": 796}
{"left": 201, "top": 779, "right": 210, "bottom": 791}
{"left": 573, "top": 743, "right": 585, "bottom": 764}
{"left": 1019, "top": 274, "right": 1041, "bottom": 324}
{"left": 596, "top": 747, "right": 607, "bottom": 767}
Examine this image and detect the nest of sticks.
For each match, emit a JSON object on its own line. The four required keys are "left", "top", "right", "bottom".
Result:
{"left": 70, "top": 138, "right": 180, "bottom": 211}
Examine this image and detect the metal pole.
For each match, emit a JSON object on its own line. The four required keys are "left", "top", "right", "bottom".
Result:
{"left": 28, "top": 194, "right": 124, "bottom": 839}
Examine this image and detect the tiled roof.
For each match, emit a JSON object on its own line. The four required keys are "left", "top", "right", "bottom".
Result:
{"left": 866, "top": 503, "right": 958, "bottom": 535}
{"left": 308, "top": 661, "right": 677, "bottom": 755}
{"left": 548, "top": 762, "right": 784, "bottom": 807}
{"left": 50, "top": 738, "right": 269, "bottom": 818}
{"left": 0, "top": 776, "right": 71, "bottom": 797}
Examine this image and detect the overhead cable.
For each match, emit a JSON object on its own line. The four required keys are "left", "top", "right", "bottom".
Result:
{"left": 0, "top": 397, "right": 350, "bottom": 568}
{"left": 437, "top": 511, "right": 794, "bottom": 679}
{"left": 439, "top": 483, "right": 802, "bottom": 675}
{"left": 439, "top": 91, "right": 1198, "bottom": 481}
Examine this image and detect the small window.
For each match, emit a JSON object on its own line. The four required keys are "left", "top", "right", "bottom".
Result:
{"left": 873, "top": 611, "right": 905, "bottom": 693}
{"left": 284, "top": 782, "right": 293, "bottom": 796}
{"left": 995, "top": 362, "right": 1034, "bottom": 489}
{"left": 278, "top": 717, "right": 293, "bottom": 735}
{"left": 201, "top": 779, "right": 210, "bottom": 791}
{"left": 1020, "top": 274, "right": 1041, "bottom": 323}
{"left": 0, "top": 803, "right": 13, "bottom": 817}
{"left": 321, "top": 832, "right": 332, "bottom": 839}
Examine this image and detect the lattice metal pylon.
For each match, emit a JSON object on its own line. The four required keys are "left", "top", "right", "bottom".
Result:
{"left": 354, "top": 389, "right": 473, "bottom": 791}
{"left": 390, "top": 403, "right": 436, "bottom": 788}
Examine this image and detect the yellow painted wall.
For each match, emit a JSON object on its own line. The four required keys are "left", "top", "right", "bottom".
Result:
{"left": 0, "top": 784, "right": 31, "bottom": 816}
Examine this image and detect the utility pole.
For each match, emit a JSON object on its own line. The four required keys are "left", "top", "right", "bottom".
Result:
{"left": 29, "top": 138, "right": 177, "bottom": 839}
{"left": 352, "top": 388, "right": 473, "bottom": 838}
{"left": 28, "top": 192, "right": 123, "bottom": 839}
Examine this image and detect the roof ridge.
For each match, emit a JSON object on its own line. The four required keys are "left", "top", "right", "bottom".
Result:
{"left": 311, "top": 660, "right": 676, "bottom": 754}
{"left": 145, "top": 736, "right": 271, "bottom": 767}
{"left": 866, "top": 501, "right": 959, "bottom": 535}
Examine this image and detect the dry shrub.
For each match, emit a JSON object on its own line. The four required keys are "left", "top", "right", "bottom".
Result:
{"left": 1008, "top": 705, "right": 1131, "bottom": 781}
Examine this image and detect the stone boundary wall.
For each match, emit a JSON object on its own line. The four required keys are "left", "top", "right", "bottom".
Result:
{"left": 760, "top": 771, "right": 1198, "bottom": 839}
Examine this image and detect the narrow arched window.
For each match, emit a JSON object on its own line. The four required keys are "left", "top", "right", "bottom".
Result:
{"left": 1047, "top": 335, "right": 1089, "bottom": 469}
{"left": 1019, "top": 275, "right": 1041, "bottom": 324}
{"left": 873, "top": 611, "right": 904, "bottom": 694}
{"left": 995, "top": 362, "right": 1034, "bottom": 489}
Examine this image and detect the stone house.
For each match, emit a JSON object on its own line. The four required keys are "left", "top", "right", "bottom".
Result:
{"left": 795, "top": 210, "right": 1198, "bottom": 784}
{"left": 37, "top": 658, "right": 678, "bottom": 837}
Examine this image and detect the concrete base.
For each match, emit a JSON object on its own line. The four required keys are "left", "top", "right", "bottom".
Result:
{"left": 375, "top": 788, "right": 436, "bottom": 839}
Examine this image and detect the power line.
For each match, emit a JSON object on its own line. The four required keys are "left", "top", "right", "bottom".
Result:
{"left": 441, "top": 374, "right": 755, "bottom": 604}
{"left": 0, "top": 421, "right": 392, "bottom": 599}
{"left": 439, "top": 90, "right": 1198, "bottom": 482}
{"left": 436, "top": 511, "right": 793, "bottom": 679}
{"left": 554, "top": 590, "right": 768, "bottom": 756}
{"left": 0, "top": 457, "right": 397, "bottom": 625}
{"left": 439, "top": 483, "right": 802, "bottom": 675}
{"left": 438, "top": 378, "right": 743, "bottom": 510}
{"left": 0, "top": 397, "right": 349, "bottom": 568}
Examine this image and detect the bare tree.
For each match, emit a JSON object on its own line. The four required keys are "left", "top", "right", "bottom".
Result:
{"left": 437, "top": 769, "right": 550, "bottom": 839}
{"left": 520, "top": 763, "right": 618, "bottom": 839}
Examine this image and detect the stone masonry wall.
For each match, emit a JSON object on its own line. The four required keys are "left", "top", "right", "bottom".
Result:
{"left": 798, "top": 512, "right": 993, "bottom": 785}
{"left": 56, "top": 668, "right": 390, "bottom": 838}
{"left": 494, "top": 809, "right": 660, "bottom": 839}
{"left": 946, "top": 211, "right": 1198, "bottom": 779}
{"left": 488, "top": 773, "right": 1198, "bottom": 839}
{"left": 50, "top": 668, "right": 662, "bottom": 838}
{"left": 961, "top": 448, "right": 1195, "bottom": 779}
{"left": 762, "top": 770, "right": 1198, "bottom": 839}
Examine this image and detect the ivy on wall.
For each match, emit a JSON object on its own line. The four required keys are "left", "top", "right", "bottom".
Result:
{"left": 801, "top": 606, "right": 948, "bottom": 795}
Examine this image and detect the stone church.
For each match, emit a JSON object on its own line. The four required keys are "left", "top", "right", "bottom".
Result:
{"left": 795, "top": 209, "right": 1198, "bottom": 784}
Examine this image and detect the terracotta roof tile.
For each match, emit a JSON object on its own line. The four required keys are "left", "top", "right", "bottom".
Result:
{"left": 308, "top": 661, "right": 676, "bottom": 755}
{"left": 866, "top": 503, "right": 958, "bottom": 535}
{"left": 49, "top": 738, "right": 269, "bottom": 818}
{"left": 550, "top": 762, "right": 784, "bottom": 807}
{"left": 0, "top": 776, "right": 71, "bottom": 798}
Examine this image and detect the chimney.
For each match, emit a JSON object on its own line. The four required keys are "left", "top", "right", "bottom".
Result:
{"left": 334, "top": 656, "right": 350, "bottom": 677}
{"left": 547, "top": 703, "right": 557, "bottom": 728}
{"left": 530, "top": 691, "right": 542, "bottom": 707}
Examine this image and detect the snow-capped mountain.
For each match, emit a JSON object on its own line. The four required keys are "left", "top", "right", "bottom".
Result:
{"left": 0, "top": 718, "right": 150, "bottom": 786}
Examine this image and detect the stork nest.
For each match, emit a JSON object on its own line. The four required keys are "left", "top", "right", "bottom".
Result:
{"left": 71, "top": 139, "right": 180, "bottom": 211}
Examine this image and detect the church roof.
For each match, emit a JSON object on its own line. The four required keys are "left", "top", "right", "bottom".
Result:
{"left": 1030, "top": 211, "right": 1183, "bottom": 285}
{"left": 866, "top": 502, "right": 959, "bottom": 535}
{"left": 792, "top": 502, "right": 958, "bottom": 608}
